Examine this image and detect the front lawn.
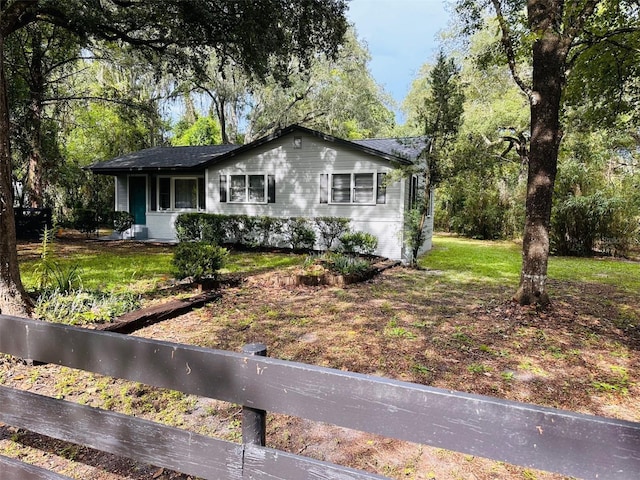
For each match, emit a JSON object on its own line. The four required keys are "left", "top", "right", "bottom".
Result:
{"left": 6, "top": 234, "right": 639, "bottom": 479}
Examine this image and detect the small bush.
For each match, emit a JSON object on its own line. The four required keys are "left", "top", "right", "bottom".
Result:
{"left": 283, "top": 218, "right": 316, "bottom": 250}
{"left": 113, "top": 211, "right": 135, "bottom": 234}
{"left": 339, "top": 231, "right": 378, "bottom": 256}
{"left": 314, "top": 217, "right": 351, "bottom": 250}
{"left": 327, "top": 253, "right": 370, "bottom": 276}
{"left": 73, "top": 208, "right": 98, "bottom": 236}
{"left": 172, "top": 241, "right": 228, "bottom": 281}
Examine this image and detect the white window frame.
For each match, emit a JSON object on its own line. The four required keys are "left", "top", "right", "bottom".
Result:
{"left": 329, "top": 171, "right": 376, "bottom": 205}
{"left": 157, "top": 175, "right": 204, "bottom": 211}
{"left": 225, "top": 173, "right": 269, "bottom": 204}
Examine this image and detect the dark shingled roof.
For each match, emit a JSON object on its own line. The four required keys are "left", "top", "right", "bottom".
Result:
{"left": 88, "top": 125, "right": 430, "bottom": 174}
{"left": 352, "top": 137, "right": 429, "bottom": 163}
{"left": 88, "top": 144, "right": 240, "bottom": 173}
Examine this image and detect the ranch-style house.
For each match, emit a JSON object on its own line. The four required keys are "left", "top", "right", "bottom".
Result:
{"left": 88, "top": 125, "right": 433, "bottom": 262}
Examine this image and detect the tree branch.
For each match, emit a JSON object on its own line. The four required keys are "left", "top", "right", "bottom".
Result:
{"left": 491, "top": 0, "right": 532, "bottom": 98}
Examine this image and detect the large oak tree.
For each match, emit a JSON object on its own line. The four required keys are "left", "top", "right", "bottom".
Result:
{"left": 457, "top": 0, "right": 640, "bottom": 306}
{"left": 0, "top": 0, "right": 347, "bottom": 316}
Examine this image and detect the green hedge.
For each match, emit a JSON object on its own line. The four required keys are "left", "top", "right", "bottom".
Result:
{"left": 174, "top": 213, "right": 378, "bottom": 255}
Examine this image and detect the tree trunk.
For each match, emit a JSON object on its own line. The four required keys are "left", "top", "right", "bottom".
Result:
{"left": 514, "top": 3, "right": 567, "bottom": 306}
{"left": 26, "top": 28, "right": 45, "bottom": 208}
{"left": 0, "top": 36, "right": 32, "bottom": 317}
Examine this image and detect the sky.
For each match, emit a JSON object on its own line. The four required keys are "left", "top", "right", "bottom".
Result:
{"left": 346, "top": 0, "right": 453, "bottom": 122}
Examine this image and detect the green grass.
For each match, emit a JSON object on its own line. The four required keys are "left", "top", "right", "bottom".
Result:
{"left": 20, "top": 246, "right": 305, "bottom": 294}
{"left": 420, "top": 236, "right": 522, "bottom": 285}
{"left": 220, "top": 251, "right": 304, "bottom": 275}
{"left": 421, "top": 235, "right": 640, "bottom": 292}
{"left": 21, "top": 250, "right": 174, "bottom": 294}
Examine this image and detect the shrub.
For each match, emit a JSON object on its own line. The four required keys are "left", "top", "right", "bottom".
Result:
{"left": 172, "top": 241, "right": 228, "bottom": 281}
{"left": 254, "top": 216, "right": 284, "bottom": 247}
{"left": 551, "top": 192, "right": 639, "bottom": 256}
{"left": 175, "top": 213, "right": 204, "bottom": 242}
{"left": 327, "top": 253, "right": 370, "bottom": 276}
{"left": 200, "top": 214, "right": 227, "bottom": 244}
{"left": 314, "top": 217, "right": 350, "bottom": 250}
{"left": 73, "top": 208, "right": 98, "bottom": 236}
{"left": 339, "top": 231, "right": 378, "bottom": 256}
{"left": 113, "top": 211, "right": 135, "bottom": 234}
{"left": 283, "top": 217, "right": 316, "bottom": 250}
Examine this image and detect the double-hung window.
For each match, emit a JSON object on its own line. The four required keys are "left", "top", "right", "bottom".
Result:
{"left": 220, "top": 173, "right": 275, "bottom": 204}
{"left": 321, "top": 172, "right": 385, "bottom": 205}
{"left": 154, "top": 176, "right": 204, "bottom": 211}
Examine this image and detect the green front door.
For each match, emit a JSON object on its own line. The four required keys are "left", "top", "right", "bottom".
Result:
{"left": 128, "top": 176, "right": 147, "bottom": 224}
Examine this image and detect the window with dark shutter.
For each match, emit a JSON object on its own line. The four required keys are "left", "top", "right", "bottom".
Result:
{"left": 320, "top": 174, "right": 328, "bottom": 203}
{"left": 376, "top": 173, "right": 387, "bottom": 204}
{"left": 268, "top": 175, "right": 276, "bottom": 203}
{"left": 219, "top": 175, "right": 227, "bottom": 203}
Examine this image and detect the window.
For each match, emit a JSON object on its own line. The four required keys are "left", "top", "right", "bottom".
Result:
{"left": 321, "top": 172, "right": 382, "bottom": 205}
{"left": 331, "top": 174, "right": 351, "bottom": 203}
{"left": 353, "top": 173, "right": 374, "bottom": 203}
{"left": 155, "top": 176, "right": 204, "bottom": 211}
{"left": 175, "top": 178, "right": 197, "bottom": 209}
{"left": 248, "top": 175, "right": 265, "bottom": 202}
{"left": 220, "top": 174, "right": 275, "bottom": 204}
{"left": 229, "top": 175, "right": 247, "bottom": 202}
{"left": 159, "top": 178, "right": 171, "bottom": 210}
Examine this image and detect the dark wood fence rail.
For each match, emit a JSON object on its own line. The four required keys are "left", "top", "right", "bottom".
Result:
{"left": 0, "top": 314, "right": 639, "bottom": 480}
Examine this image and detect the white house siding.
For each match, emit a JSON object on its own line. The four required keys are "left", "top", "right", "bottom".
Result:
{"left": 205, "top": 131, "right": 407, "bottom": 260}
{"left": 144, "top": 212, "right": 181, "bottom": 239}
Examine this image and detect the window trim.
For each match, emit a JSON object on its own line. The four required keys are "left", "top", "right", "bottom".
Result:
{"left": 220, "top": 173, "right": 275, "bottom": 204}
{"left": 326, "top": 171, "right": 377, "bottom": 205}
{"left": 155, "top": 175, "right": 205, "bottom": 212}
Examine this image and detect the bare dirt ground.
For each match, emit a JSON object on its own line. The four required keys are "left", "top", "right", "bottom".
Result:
{"left": 2, "top": 237, "right": 639, "bottom": 479}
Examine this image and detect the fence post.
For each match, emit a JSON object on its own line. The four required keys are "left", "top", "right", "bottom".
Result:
{"left": 242, "top": 343, "right": 267, "bottom": 446}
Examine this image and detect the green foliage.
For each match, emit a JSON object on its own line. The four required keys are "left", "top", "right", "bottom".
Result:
{"left": 72, "top": 208, "right": 98, "bottom": 235}
{"left": 339, "top": 231, "right": 378, "bottom": 256}
{"left": 314, "top": 217, "right": 351, "bottom": 250}
{"left": 113, "top": 211, "right": 135, "bottom": 234}
{"left": 445, "top": 176, "right": 520, "bottom": 240}
{"left": 551, "top": 192, "right": 638, "bottom": 256}
{"left": 171, "top": 115, "right": 222, "bottom": 146}
{"left": 175, "top": 213, "right": 207, "bottom": 242}
{"left": 283, "top": 218, "right": 316, "bottom": 250}
{"left": 253, "top": 216, "right": 284, "bottom": 247}
{"left": 33, "top": 227, "right": 82, "bottom": 293}
{"left": 172, "top": 242, "right": 228, "bottom": 282}
{"left": 326, "top": 253, "right": 371, "bottom": 276}
{"left": 35, "top": 290, "right": 141, "bottom": 325}
{"left": 243, "top": 28, "right": 394, "bottom": 141}
{"left": 551, "top": 132, "right": 640, "bottom": 257}
{"left": 404, "top": 208, "right": 428, "bottom": 264}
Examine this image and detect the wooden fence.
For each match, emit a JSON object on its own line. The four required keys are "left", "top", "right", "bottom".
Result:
{"left": 0, "top": 314, "right": 639, "bottom": 479}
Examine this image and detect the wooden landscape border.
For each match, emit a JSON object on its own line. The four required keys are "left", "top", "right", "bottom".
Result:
{"left": 1, "top": 314, "right": 639, "bottom": 479}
